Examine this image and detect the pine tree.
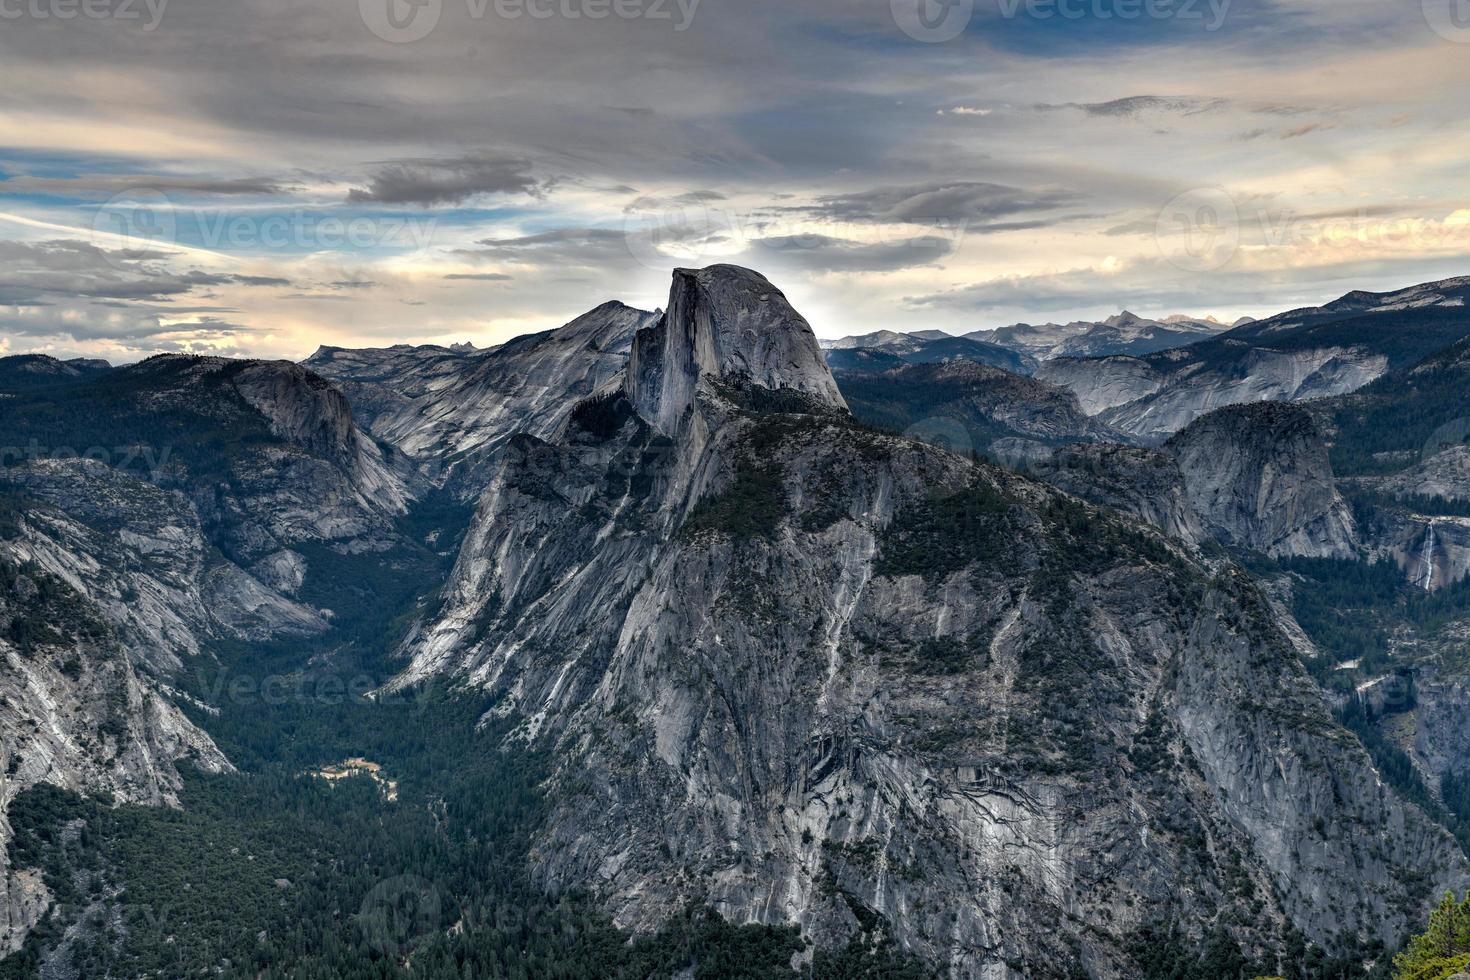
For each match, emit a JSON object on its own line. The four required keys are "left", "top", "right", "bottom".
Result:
{"left": 1394, "top": 891, "right": 1470, "bottom": 980}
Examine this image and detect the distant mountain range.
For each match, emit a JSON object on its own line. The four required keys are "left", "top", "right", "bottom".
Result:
{"left": 821, "top": 310, "right": 1246, "bottom": 363}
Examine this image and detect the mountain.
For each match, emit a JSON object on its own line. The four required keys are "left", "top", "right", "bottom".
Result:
{"left": 1164, "top": 403, "right": 1360, "bottom": 559}
{"left": 1040, "top": 276, "right": 1470, "bottom": 443}
{"left": 0, "top": 355, "right": 113, "bottom": 393}
{"left": 832, "top": 359, "right": 1126, "bottom": 463}
{"left": 820, "top": 330, "right": 927, "bottom": 352}
{"left": 306, "top": 302, "right": 659, "bottom": 497}
{"left": 388, "top": 265, "right": 1465, "bottom": 976}
{"left": 966, "top": 311, "right": 1229, "bottom": 360}
{"left": 822, "top": 334, "right": 1038, "bottom": 376}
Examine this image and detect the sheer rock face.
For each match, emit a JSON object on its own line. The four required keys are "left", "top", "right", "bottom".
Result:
{"left": 626, "top": 265, "right": 846, "bottom": 434}
{"left": 306, "top": 302, "right": 658, "bottom": 497}
{"left": 1095, "top": 346, "right": 1388, "bottom": 444}
{"left": 395, "top": 267, "right": 1464, "bottom": 978}
{"left": 1036, "top": 355, "right": 1164, "bottom": 417}
{"left": 1165, "top": 402, "right": 1360, "bottom": 559}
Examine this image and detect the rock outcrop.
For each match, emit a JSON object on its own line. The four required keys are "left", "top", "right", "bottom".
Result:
{"left": 834, "top": 360, "right": 1127, "bottom": 463}
{"left": 1165, "top": 402, "right": 1360, "bottom": 559}
{"left": 627, "top": 265, "right": 845, "bottom": 434}
{"left": 0, "top": 461, "right": 250, "bottom": 953}
{"left": 307, "top": 302, "right": 658, "bottom": 496}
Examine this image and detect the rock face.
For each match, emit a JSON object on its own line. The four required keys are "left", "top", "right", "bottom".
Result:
{"left": 1362, "top": 510, "right": 1470, "bottom": 593}
{"left": 1164, "top": 403, "right": 1359, "bottom": 559}
{"left": 1372, "top": 446, "right": 1470, "bottom": 504}
{"left": 394, "top": 266, "right": 1464, "bottom": 977}
{"left": 307, "top": 302, "right": 658, "bottom": 496}
{"left": 0, "top": 461, "right": 249, "bottom": 953}
{"left": 1037, "top": 355, "right": 1164, "bottom": 417}
{"left": 627, "top": 266, "right": 845, "bottom": 433}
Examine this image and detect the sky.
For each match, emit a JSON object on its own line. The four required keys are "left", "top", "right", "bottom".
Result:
{"left": 2, "top": 0, "right": 1469, "bottom": 362}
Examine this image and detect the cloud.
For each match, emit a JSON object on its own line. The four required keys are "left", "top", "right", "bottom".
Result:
{"left": 802, "top": 181, "right": 1075, "bottom": 228}
{"left": 747, "top": 234, "right": 954, "bottom": 273}
{"left": 444, "top": 273, "right": 514, "bottom": 281}
{"left": 346, "top": 154, "right": 538, "bottom": 206}
{"left": 3, "top": 174, "right": 289, "bottom": 197}
{"left": 1038, "top": 96, "right": 1231, "bottom": 118}
{"left": 0, "top": 240, "right": 249, "bottom": 304}
{"left": 460, "top": 228, "right": 634, "bottom": 268}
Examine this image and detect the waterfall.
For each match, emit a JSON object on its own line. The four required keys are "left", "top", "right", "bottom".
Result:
{"left": 1419, "top": 521, "right": 1437, "bottom": 591}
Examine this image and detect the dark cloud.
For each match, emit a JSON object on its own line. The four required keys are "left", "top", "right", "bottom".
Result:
{"left": 329, "top": 280, "right": 377, "bottom": 289}
{"left": 444, "top": 273, "right": 514, "bottom": 281}
{"left": 1038, "top": 96, "right": 1230, "bottom": 118}
{"left": 226, "top": 274, "right": 293, "bottom": 287}
{"left": 802, "top": 181, "right": 1075, "bottom": 228}
{"left": 347, "top": 154, "right": 538, "bottom": 206}
{"left": 460, "top": 228, "right": 633, "bottom": 268}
